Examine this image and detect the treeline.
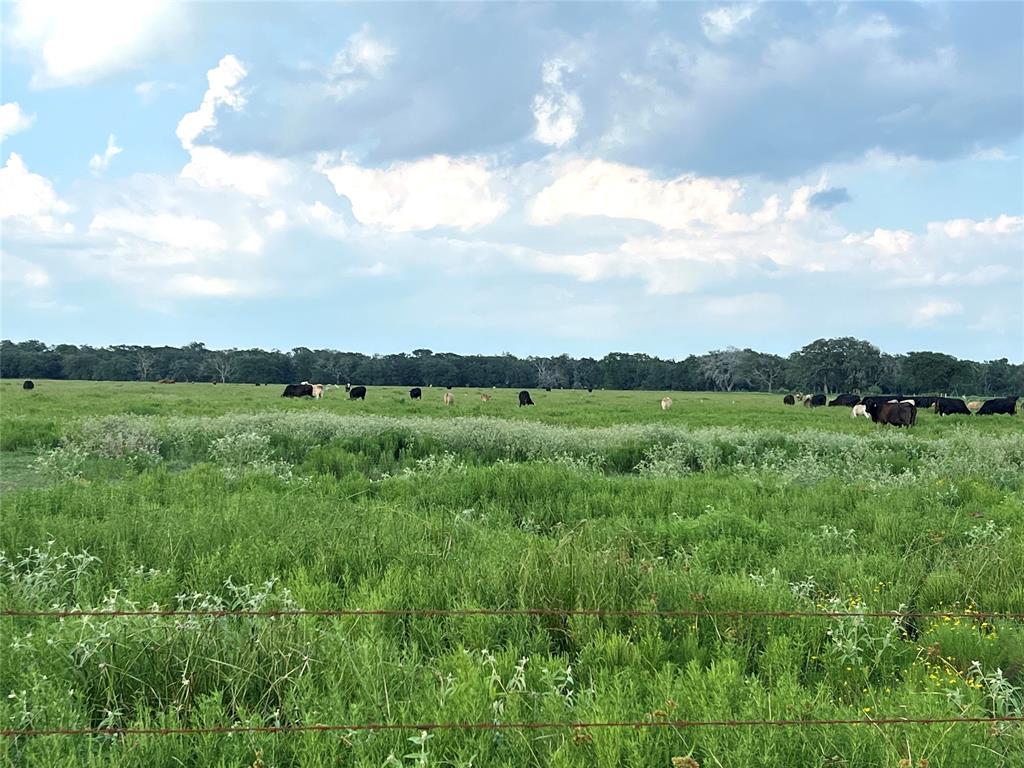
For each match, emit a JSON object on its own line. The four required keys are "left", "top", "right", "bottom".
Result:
{"left": 1, "top": 338, "right": 1021, "bottom": 395}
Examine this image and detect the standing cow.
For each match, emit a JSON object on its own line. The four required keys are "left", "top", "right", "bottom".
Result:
{"left": 282, "top": 384, "right": 314, "bottom": 398}
{"left": 22, "top": 380, "right": 34, "bottom": 390}
{"left": 349, "top": 385, "right": 367, "bottom": 400}
{"left": 851, "top": 404, "right": 869, "bottom": 419}
{"left": 409, "top": 387, "right": 422, "bottom": 400}
{"left": 661, "top": 396, "right": 673, "bottom": 411}
{"left": 311, "top": 384, "right": 325, "bottom": 399}
{"left": 829, "top": 394, "right": 860, "bottom": 407}
{"left": 444, "top": 391, "right": 454, "bottom": 406}
{"left": 933, "top": 397, "right": 971, "bottom": 416}
{"left": 783, "top": 394, "right": 795, "bottom": 405}
{"left": 518, "top": 390, "right": 534, "bottom": 407}
{"left": 976, "top": 396, "right": 1018, "bottom": 415}
{"left": 867, "top": 400, "right": 917, "bottom": 427}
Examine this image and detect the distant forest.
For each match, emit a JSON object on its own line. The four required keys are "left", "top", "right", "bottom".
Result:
{"left": 2, "top": 338, "right": 1021, "bottom": 395}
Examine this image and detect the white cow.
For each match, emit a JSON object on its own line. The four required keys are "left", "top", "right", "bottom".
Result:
{"left": 851, "top": 404, "right": 869, "bottom": 419}
{"left": 444, "top": 391, "right": 454, "bottom": 406}
{"left": 311, "top": 384, "right": 325, "bottom": 399}
{"left": 661, "top": 396, "right": 673, "bottom": 411}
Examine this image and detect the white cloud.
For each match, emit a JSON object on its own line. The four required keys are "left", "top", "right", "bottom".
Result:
{"left": 533, "top": 58, "right": 583, "bottom": 148}
{"left": 322, "top": 155, "right": 507, "bottom": 231}
{"left": 164, "top": 273, "right": 243, "bottom": 297}
{"left": 529, "top": 158, "right": 777, "bottom": 232}
{"left": 180, "top": 145, "right": 291, "bottom": 198}
{"left": 89, "top": 209, "right": 226, "bottom": 253}
{"left": 932, "top": 215, "right": 1024, "bottom": 239}
{"left": 331, "top": 26, "right": 395, "bottom": 78}
{"left": 8, "top": 0, "right": 183, "bottom": 87}
{"left": 701, "top": 4, "right": 757, "bottom": 43}
{"left": 1, "top": 254, "right": 51, "bottom": 289}
{"left": 134, "top": 80, "right": 177, "bottom": 104}
{"left": 843, "top": 228, "right": 915, "bottom": 256}
{"left": 0, "top": 103, "right": 36, "bottom": 141}
{"left": 911, "top": 299, "right": 963, "bottom": 327}
{"left": 89, "top": 133, "right": 123, "bottom": 174}
{"left": 0, "top": 153, "right": 73, "bottom": 232}
{"left": 316, "top": 26, "right": 396, "bottom": 100}
{"left": 176, "top": 55, "right": 247, "bottom": 150}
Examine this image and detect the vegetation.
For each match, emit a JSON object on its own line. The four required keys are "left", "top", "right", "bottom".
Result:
{"left": 1, "top": 381, "right": 1022, "bottom": 766}
{"left": 3, "top": 337, "right": 1022, "bottom": 395}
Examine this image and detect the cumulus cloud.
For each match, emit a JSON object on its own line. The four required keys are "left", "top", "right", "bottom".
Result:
{"left": 8, "top": 0, "right": 183, "bottom": 87}
{"left": 701, "top": 4, "right": 757, "bottom": 43}
{"left": 932, "top": 214, "right": 1024, "bottom": 238}
{"left": 89, "top": 134, "right": 123, "bottom": 174}
{"left": 532, "top": 57, "right": 583, "bottom": 147}
{"left": 0, "top": 103, "right": 36, "bottom": 141}
{"left": 322, "top": 154, "right": 507, "bottom": 231}
{"left": 324, "top": 25, "right": 395, "bottom": 99}
{"left": 843, "top": 228, "right": 915, "bottom": 256}
{"left": 529, "top": 158, "right": 777, "bottom": 232}
{"left": 89, "top": 209, "right": 227, "bottom": 254}
{"left": 176, "top": 55, "right": 247, "bottom": 150}
{"left": 0, "top": 153, "right": 73, "bottom": 233}
{"left": 911, "top": 299, "right": 963, "bottom": 327}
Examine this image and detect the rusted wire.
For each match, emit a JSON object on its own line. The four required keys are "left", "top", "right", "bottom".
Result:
{"left": 3, "top": 715, "right": 1022, "bottom": 738}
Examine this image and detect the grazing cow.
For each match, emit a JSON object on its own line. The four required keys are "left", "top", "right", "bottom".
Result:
{"left": 544, "top": 386, "right": 552, "bottom": 392}
{"left": 349, "top": 385, "right": 366, "bottom": 400}
{"left": 967, "top": 400, "right": 982, "bottom": 412}
{"left": 409, "top": 387, "right": 422, "bottom": 400}
{"left": 805, "top": 394, "right": 826, "bottom": 407}
{"left": 976, "top": 396, "right": 1018, "bottom": 416}
{"left": 851, "top": 404, "right": 869, "bottom": 419}
{"left": 158, "top": 378, "right": 176, "bottom": 384}
{"left": 282, "top": 384, "right": 314, "bottom": 398}
{"left": 518, "top": 390, "right": 534, "bottom": 407}
{"left": 444, "top": 391, "right": 454, "bottom": 406}
{"left": 829, "top": 393, "right": 861, "bottom": 407}
{"left": 867, "top": 400, "right": 917, "bottom": 427}
{"left": 22, "top": 380, "right": 34, "bottom": 390}
{"left": 311, "top": 384, "right": 325, "bottom": 399}
{"left": 480, "top": 393, "right": 491, "bottom": 402}
{"left": 783, "top": 394, "right": 796, "bottom": 405}
{"left": 255, "top": 382, "right": 261, "bottom": 387}
{"left": 933, "top": 397, "right": 971, "bottom": 416}
{"left": 661, "top": 396, "right": 673, "bottom": 411}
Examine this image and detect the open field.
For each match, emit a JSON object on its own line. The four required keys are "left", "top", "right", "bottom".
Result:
{"left": 2, "top": 380, "right": 1022, "bottom": 766}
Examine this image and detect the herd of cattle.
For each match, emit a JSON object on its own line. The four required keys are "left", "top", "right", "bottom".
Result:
{"left": 282, "top": 382, "right": 537, "bottom": 407}
{"left": 783, "top": 392, "right": 1018, "bottom": 426}
{"left": 279, "top": 383, "right": 1016, "bottom": 425}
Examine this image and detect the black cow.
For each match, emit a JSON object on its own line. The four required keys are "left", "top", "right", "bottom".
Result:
{"left": 861, "top": 395, "right": 904, "bottom": 409}
{"left": 933, "top": 397, "right": 971, "bottom": 416}
{"left": 22, "top": 380, "right": 34, "bottom": 390}
{"left": 912, "top": 396, "right": 938, "bottom": 409}
{"left": 868, "top": 400, "right": 917, "bottom": 427}
{"left": 544, "top": 386, "right": 552, "bottom": 391}
{"left": 282, "top": 384, "right": 314, "bottom": 397}
{"left": 349, "top": 385, "right": 367, "bottom": 400}
{"left": 828, "top": 393, "right": 860, "bottom": 407}
{"left": 977, "top": 396, "right": 1018, "bottom": 415}
{"left": 587, "top": 387, "right": 593, "bottom": 393}
{"left": 409, "top": 387, "right": 422, "bottom": 400}
{"left": 518, "top": 390, "right": 534, "bottom": 407}
{"left": 783, "top": 394, "right": 795, "bottom": 405}
{"left": 804, "top": 394, "right": 826, "bottom": 407}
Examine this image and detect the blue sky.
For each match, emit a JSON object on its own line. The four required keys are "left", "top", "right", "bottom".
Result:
{"left": 1, "top": 1, "right": 1022, "bottom": 361}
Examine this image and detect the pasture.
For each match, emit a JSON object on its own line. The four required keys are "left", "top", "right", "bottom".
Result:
{"left": 1, "top": 380, "right": 1022, "bottom": 767}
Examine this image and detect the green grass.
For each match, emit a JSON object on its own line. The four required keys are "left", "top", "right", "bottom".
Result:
{"left": 1, "top": 381, "right": 1022, "bottom": 767}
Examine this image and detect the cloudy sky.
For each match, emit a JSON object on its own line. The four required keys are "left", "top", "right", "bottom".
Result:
{"left": 1, "top": 1, "right": 1022, "bottom": 361}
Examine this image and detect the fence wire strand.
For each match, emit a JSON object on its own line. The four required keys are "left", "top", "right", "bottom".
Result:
{"left": 2, "top": 607, "right": 1021, "bottom": 620}
{"left": 3, "top": 715, "right": 1022, "bottom": 738}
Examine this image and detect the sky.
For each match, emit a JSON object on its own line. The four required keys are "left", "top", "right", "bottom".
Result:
{"left": 1, "top": 1, "right": 1022, "bottom": 361}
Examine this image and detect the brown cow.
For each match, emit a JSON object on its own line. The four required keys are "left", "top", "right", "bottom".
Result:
{"left": 967, "top": 401, "right": 982, "bottom": 412}
{"left": 867, "top": 400, "right": 917, "bottom": 427}
{"left": 444, "top": 391, "right": 454, "bottom": 406}
{"left": 480, "top": 393, "right": 491, "bottom": 402}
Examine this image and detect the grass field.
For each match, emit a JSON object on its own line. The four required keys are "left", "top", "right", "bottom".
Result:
{"left": 1, "top": 380, "right": 1022, "bottom": 767}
